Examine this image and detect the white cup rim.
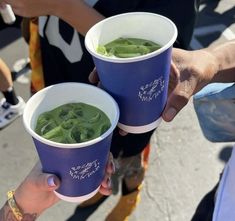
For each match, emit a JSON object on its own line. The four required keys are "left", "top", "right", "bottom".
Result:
{"left": 85, "top": 12, "right": 178, "bottom": 63}
{"left": 23, "top": 83, "right": 120, "bottom": 148}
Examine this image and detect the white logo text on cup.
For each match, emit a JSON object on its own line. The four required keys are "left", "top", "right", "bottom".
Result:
{"left": 69, "top": 160, "right": 100, "bottom": 180}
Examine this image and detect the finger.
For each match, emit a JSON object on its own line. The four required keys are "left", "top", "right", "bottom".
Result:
{"left": 99, "top": 176, "right": 112, "bottom": 195}
{"left": 88, "top": 68, "right": 99, "bottom": 84}
{"left": 99, "top": 185, "right": 112, "bottom": 196}
{"left": 97, "top": 81, "right": 102, "bottom": 88}
{"left": 101, "top": 175, "right": 111, "bottom": 189}
{"left": 162, "top": 82, "right": 192, "bottom": 122}
{"left": 106, "top": 153, "right": 115, "bottom": 174}
{"left": 33, "top": 173, "right": 60, "bottom": 192}
{"left": 168, "top": 62, "right": 179, "bottom": 96}
{"left": 31, "top": 163, "right": 61, "bottom": 191}
{"left": 46, "top": 175, "right": 61, "bottom": 190}
{"left": 119, "top": 129, "right": 128, "bottom": 136}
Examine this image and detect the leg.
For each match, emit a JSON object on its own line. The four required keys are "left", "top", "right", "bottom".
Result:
{"left": 28, "top": 18, "right": 45, "bottom": 94}
{"left": 106, "top": 144, "right": 150, "bottom": 221}
{"left": 191, "top": 182, "right": 219, "bottom": 221}
{"left": 0, "top": 59, "right": 25, "bottom": 128}
{"left": 0, "top": 58, "right": 13, "bottom": 92}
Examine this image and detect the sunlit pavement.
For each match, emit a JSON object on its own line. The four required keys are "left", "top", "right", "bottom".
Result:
{"left": 0, "top": 1, "right": 235, "bottom": 220}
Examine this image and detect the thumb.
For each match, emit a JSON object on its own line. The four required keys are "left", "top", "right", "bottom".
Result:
{"left": 35, "top": 173, "right": 60, "bottom": 191}
{"left": 88, "top": 67, "right": 99, "bottom": 84}
{"left": 162, "top": 82, "right": 192, "bottom": 122}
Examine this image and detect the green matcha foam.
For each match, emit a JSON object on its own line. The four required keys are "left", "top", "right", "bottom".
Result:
{"left": 97, "top": 37, "right": 161, "bottom": 58}
{"left": 35, "top": 102, "right": 111, "bottom": 144}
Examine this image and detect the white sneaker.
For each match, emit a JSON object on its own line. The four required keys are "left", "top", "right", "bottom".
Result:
{"left": 0, "top": 96, "right": 26, "bottom": 129}
{"left": 12, "top": 58, "right": 31, "bottom": 81}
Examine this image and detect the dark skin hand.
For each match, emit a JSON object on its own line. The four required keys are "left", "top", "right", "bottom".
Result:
{"left": 90, "top": 40, "right": 235, "bottom": 127}
{"left": 162, "top": 48, "right": 218, "bottom": 122}
{"left": 89, "top": 48, "right": 217, "bottom": 127}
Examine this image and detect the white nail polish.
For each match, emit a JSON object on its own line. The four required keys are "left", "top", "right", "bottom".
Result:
{"left": 0, "top": 4, "right": 16, "bottom": 24}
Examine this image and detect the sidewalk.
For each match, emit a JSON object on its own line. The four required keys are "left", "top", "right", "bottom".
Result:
{"left": 0, "top": 0, "right": 235, "bottom": 220}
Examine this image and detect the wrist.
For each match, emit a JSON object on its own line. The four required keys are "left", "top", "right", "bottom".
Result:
{"left": 13, "top": 190, "right": 41, "bottom": 218}
{"left": 200, "top": 49, "right": 220, "bottom": 84}
{"left": 53, "top": 0, "right": 104, "bottom": 35}
{"left": 0, "top": 201, "right": 20, "bottom": 221}
{"left": 43, "top": 0, "right": 63, "bottom": 16}
{"left": 205, "top": 41, "right": 235, "bottom": 83}
{"left": 52, "top": 0, "right": 74, "bottom": 19}
{"left": 2, "top": 190, "right": 38, "bottom": 221}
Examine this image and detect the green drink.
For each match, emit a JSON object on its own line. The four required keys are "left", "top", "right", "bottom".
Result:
{"left": 97, "top": 37, "right": 161, "bottom": 58}
{"left": 35, "top": 102, "right": 111, "bottom": 144}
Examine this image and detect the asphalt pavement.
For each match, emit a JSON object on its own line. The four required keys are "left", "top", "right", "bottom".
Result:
{"left": 0, "top": 0, "right": 235, "bottom": 220}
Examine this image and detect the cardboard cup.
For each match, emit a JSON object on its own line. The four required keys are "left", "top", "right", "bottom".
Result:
{"left": 85, "top": 12, "right": 177, "bottom": 133}
{"left": 23, "top": 82, "right": 119, "bottom": 202}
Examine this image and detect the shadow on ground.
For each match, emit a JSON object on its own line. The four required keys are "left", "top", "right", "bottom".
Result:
{"left": 218, "top": 145, "right": 233, "bottom": 163}
{"left": 66, "top": 196, "right": 108, "bottom": 221}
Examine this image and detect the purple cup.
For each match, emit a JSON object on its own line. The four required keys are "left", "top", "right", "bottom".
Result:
{"left": 85, "top": 12, "right": 177, "bottom": 133}
{"left": 23, "top": 83, "right": 119, "bottom": 202}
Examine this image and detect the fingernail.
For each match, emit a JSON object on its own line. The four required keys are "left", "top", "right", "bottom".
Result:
{"left": 47, "top": 176, "right": 56, "bottom": 187}
{"left": 111, "top": 161, "right": 116, "bottom": 173}
{"left": 107, "top": 177, "right": 111, "bottom": 188}
{"left": 164, "top": 107, "right": 177, "bottom": 121}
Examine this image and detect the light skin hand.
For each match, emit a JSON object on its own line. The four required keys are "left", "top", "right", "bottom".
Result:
{"left": 99, "top": 153, "right": 115, "bottom": 195}
{"left": 13, "top": 162, "right": 60, "bottom": 217}
{"left": 0, "top": 162, "right": 60, "bottom": 221}
{"left": 14, "top": 156, "right": 114, "bottom": 215}
{"left": 0, "top": 154, "right": 114, "bottom": 220}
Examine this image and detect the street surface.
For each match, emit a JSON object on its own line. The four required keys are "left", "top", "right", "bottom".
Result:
{"left": 0, "top": 0, "right": 235, "bottom": 220}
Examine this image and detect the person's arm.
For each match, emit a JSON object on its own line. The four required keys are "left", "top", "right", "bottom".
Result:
{"left": 0, "top": 201, "right": 37, "bottom": 221}
{"left": 209, "top": 40, "right": 235, "bottom": 83}
{"left": 1, "top": 0, "right": 104, "bottom": 35}
{"left": 162, "top": 40, "right": 235, "bottom": 122}
{"left": 0, "top": 162, "right": 60, "bottom": 221}
{"left": 54, "top": 0, "right": 104, "bottom": 35}
{"left": 0, "top": 155, "right": 114, "bottom": 220}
